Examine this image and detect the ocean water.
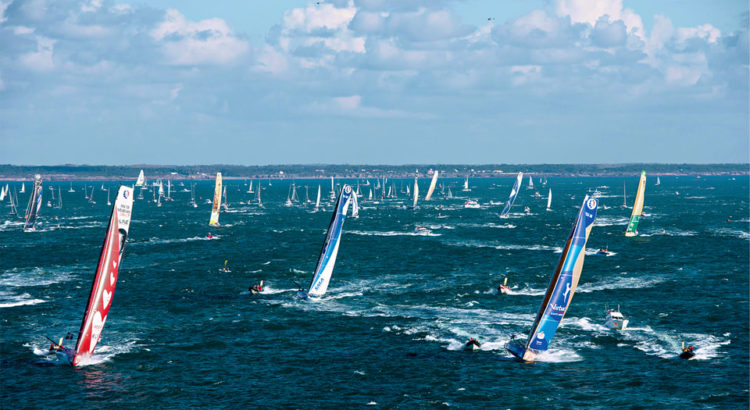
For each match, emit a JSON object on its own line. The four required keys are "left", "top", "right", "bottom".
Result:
{"left": 1, "top": 176, "right": 748, "bottom": 408}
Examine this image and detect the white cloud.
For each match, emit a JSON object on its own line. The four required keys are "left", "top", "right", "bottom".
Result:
{"left": 283, "top": 2, "right": 356, "bottom": 33}
{"left": 81, "top": 0, "right": 102, "bottom": 13}
{"left": 151, "top": 9, "right": 249, "bottom": 66}
{"left": 677, "top": 24, "right": 721, "bottom": 44}
{"left": 20, "top": 36, "right": 55, "bottom": 72}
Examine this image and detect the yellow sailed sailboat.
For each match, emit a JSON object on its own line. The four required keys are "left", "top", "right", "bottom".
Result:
{"left": 625, "top": 171, "right": 646, "bottom": 237}
{"left": 209, "top": 172, "right": 222, "bottom": 226}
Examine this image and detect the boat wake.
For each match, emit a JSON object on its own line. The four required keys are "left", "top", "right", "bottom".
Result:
{"left": 0, "top": 291, "right": 46, "bottom": 308}
{"left": 348, "top": 230, "right": 441, "bottom": 237}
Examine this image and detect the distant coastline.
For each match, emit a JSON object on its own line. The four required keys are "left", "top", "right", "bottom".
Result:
{"left": 0, "top": 163, "right": 747, "bottom": 181}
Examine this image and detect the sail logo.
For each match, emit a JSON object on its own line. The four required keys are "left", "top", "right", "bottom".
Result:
{"left": 344, "top": 185, "right": 351, "bottom": 194}
{"left": 536, "top": 331, "right": 545, "bottom": 340}
{"left": 586, "top": 198, "right": 597, "bottom": 210}
{"left": 122, "top": 190, "right": 129, "bottom": 199}
{"left": 563, "top": 283, "right": 571, "bottom": 302}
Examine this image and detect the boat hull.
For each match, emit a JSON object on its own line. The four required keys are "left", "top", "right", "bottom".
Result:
{"left": 506, "top": 340, "right": 536, "bottom": 362}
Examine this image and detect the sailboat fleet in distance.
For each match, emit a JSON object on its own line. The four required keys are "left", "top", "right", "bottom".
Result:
{"left": 0, "top": 166, "right": 688, "bottom": 364}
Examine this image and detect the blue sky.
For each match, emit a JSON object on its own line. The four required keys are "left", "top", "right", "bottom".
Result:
{"left": 0, "top": 0, "right": 747, "bottom": 165}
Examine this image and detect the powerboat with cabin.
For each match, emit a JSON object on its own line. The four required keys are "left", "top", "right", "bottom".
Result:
{"left": 604, "top": 306, "right": 629, "bottom": 330}
{"left": 464, "top": 200, "right": 480, "bottom": 209}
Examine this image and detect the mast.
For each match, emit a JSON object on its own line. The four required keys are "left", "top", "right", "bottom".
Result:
{"left": 209, "top": 172, "right": 222, "bottom": 225}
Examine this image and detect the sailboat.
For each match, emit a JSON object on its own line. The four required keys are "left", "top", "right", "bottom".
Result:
{"left": 297, "top": 185, "right": 358, "bottom": 299}
{"left": 0, "top": 184, "right": 6, "bottom": 201}
{"left": 330, "top": 177, "right": 336, "bottom": 200}
{"left": 68, "top": 182, "right": 75, "bottom": 193}
{"left": 135, "top": 170, "right": 145, "bottom": 187}
{"left": 20, "top": 183, "right": 25, "bottom": 193}
{"left": 247, "top": 180, "right": 254, "bottom": 194}
{"left": 507, "top": 196, "right": 598, "bottom": 362}
{"left": 447, "top": 187, "right": 453, "bottom": 199}
{"left": 9, "top": 187, "right": 18, "bottom": 216}
{"left": 655, "top": 176, "right": 661, "bottom": 186}
{"left": 314, "top": 185, "right": 321, "bottom": 212}
{"left": 410, "top": 174, "right": 419, "bottom": 209}
{"left": 107, "top": 188, "right": 112, "bottom": 206}
{"left": 625, "top": 171, "right": 646, "bottom": 237}
{"left": 222, "top": 185, "right": 229, "bottom": 210}
{"left": 23, "top": 175, "right": 43, "bottom": 232}
{"left": 527, "top": 175, "right": 534, "bottom": 189}
{"left": 621, "top": 182, "right": 627, "bottom": 208}
{"left": 285, "top": 184, "right": 294, "bottom": 207}
{"left": 546, "top": 188, "right": 552, "bottom": 211}
{"left": 164, "top": 180, "right": 173, "bottom": 201}
{"left": 462, "top": 176, "right": 470, "bottom": 192}
{"left": 499, "top": 172, "right": 523, "bottom": 218}
{"left": 256, "top": 181, "right": 263, "bottom": 207}
{"left": 52, "top": 186, "right": 134, "bottom": 366}
{"left": 209, "top": 172, "right": 222, "bottom": 226}
{"left": 424, "top": 170, "right": 439, "bottom": 201}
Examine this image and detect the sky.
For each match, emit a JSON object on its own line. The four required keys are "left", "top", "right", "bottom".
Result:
{"left": 0, "top": 0, "right": 748, "bottom": 165}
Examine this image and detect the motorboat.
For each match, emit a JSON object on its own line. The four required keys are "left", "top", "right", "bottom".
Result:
{"left": 604, "top": 306, "right": 629, "bottom": 330}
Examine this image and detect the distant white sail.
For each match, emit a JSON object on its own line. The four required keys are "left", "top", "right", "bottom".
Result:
{"left": 330, "top": 177, "right": 335, "bottom": 199}
{"left": 135, "top": 170, "right": 145, "bottom": 187}
{"left": 546, "top": 188, "right": 552, "bottom": 210}
{"left": 462, "top": 176, "right": 470, "bottom": 191}
{"left": 412, "top": 175, "right": 419, "bottom": 208}
{"left": 209, "top": 173, "right": 222, "bottom": 225}
{"left": 315, "top": 185, "right": 321, "bottom": 211}
{"left": 424, "top": 170, "right": 439, "bottom": 201}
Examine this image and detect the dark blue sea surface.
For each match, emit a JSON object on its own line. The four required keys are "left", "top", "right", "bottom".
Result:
{"left": 1, "top": 176, "right": 748, "bottom": 408}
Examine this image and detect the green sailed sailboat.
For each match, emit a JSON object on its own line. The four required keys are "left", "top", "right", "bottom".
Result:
{"left": 625, "top": 171, "right": 646, "bottom": 237}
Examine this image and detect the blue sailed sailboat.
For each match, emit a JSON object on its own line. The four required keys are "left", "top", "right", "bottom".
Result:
{"left": 499, "top": 172, "right": 523, "bottom": 218}
{"left": 298, "top": 184, "right": 359, "bottom": 299}
{"left": 507, "top": 195, "right": 598, "bottom": 362}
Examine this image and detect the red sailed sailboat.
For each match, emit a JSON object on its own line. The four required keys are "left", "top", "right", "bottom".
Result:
{"left": 51, "top": 186, "right": 134, "bottom": 366}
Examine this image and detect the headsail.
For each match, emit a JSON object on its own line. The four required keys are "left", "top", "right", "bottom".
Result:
{"left": 135, "top": 170, "right": 145, "bottom": 187}
{"left": 424, "top": 170, "right": 439, "bottom": 201}
{"left": 301, "top": 184, "right": 358, "bottom": 299}
{"left": 625, "top": 171, "right": 646, "bottom": 237}
{"left": 67, "top": 186, "right": 134, "bottom": 366}
{"left": 23, "top": 174, "right": 43, "bottom": 232}
{"left": 209, "top": 172, "right": 222, "bottom": 225}
{"left": 508, "top": 196, "right": 598, "bottom": 362}
{"left": 499, "top": 172, "right": 523, "bottom": 218}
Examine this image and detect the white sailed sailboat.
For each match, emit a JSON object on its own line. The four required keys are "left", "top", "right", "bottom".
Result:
{"left": 462, "top": 176, "right": 470, "bottom": 192}
{"left": 314, "top": 185, "right": 321, "bottom": 212}
{"left": 23, "top": 175, "right": 43, "bottom": 232}
{"left": 52, "top": 186, "right": 134, "bottom": 366}
{"left": 507, "top": 196, "right": 598, "bottom": 362}
{"left": 135, "top": 170, "right": 145, "bottom": 187}
{"left": 411, "top": 174, "right": 419, "bottom": 209}
{"left": 527, "top": 175, "right": 534, "bottom": 189}
{"left": 107, "top": 188, "right": 112, "bottom": 206}
{"left": 500, "top": 172, "right": 523, "bottom": 218}
{"left": 56, "top": 187, "right": 63, "bottom": 209}
{"left": 209, "top": 172, "right": 222, "bottom": 226}
{"left": 68, "top": 182, "right": 75, "bottom": 193}
{"left": 424, "top": 170, "right": 439, "bottom": 201}
{"left": 655, "top": 176, "right": 661, "bottom": 186}
{"left": 20, "top": 183, "right": 25, "bottom": 193}
{"left": 222, "top": 185, "right": 229, "bottom": 210}
{"left": 189, "top": 183, "right": 198, "bottom": 208}
{"left": 247, "top": 180, "right": 254, "bottom": 194}
{"left": 330, "top": 177, "right": 336, "bottom": 200}
{"left": 298, "top": 185, "right": 358, "bottom": 299}
{"left": 546, "top": 188, "right": 552, "bottom": 211}
{"left": 256, "top": 181, "right": 263, "bottom": 207}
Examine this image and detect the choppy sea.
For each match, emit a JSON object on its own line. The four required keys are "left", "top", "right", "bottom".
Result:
{"left": 1, "top": 176, "right": 748, "bottom": 408}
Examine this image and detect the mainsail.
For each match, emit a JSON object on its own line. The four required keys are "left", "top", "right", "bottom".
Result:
{"left": 300, "top": 184, "right": 358, "bottom": 299}
{"left": 625, "top": 171, "right": 646, "bottom": 237}
{"left": 412, "top": 175, "right": 419, "bottom": 208}
{"left": 424, "top": 170, "right": 439, "bottom": 201}
{"left": 315, "top": 185, "right": 321, "bottom": 211}
{"left": 507, "top": 196, "right": 598, "bottom": 362}
{"left": 135, "top": 170, "right": 145, "bottom": 187}
{"left": 209, "top": 172, "right": 222, "bottom": 225}
{"left": 58, "top": 186, "right": 134, "bottom": 366}
{"left": 23, "top": 174, "right": 43, "bottom": 232}
{"left": 499, "top": 172, "right": 523, "bottom": 218}
{"left": 546, "top": 188, "right": 552, "bottom": 211}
